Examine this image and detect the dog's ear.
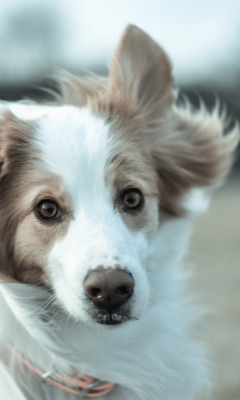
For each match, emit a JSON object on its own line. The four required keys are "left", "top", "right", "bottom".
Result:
{"left": 108, "top": 25, "right": 174, "bottom": 118}
{"left": 0, "top": 110, "right": 30, "bottom": 178}
{"left": 0, "top": 110, "right": 12, "bottom": 177}
{"left": 0, "top": 109, "right": 31, "bottom": 282}
{"left": 152, "top": 106, "right": 240, "bottom": 215}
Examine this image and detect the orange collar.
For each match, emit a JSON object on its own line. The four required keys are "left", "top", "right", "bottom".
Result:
{"left": 10, "top": 346, "right": 115, "bottom": 398}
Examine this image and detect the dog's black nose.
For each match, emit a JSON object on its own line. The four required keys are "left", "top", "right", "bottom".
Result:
{"left": 84, "top": 267, "right": 135, "bottom": 310}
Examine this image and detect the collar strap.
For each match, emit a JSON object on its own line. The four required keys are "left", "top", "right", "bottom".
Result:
{"left": 9, "top": 346, "right": 115, "bottom": 398}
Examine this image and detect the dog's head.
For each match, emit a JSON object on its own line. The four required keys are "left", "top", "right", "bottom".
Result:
{"left": 0, "top": 25, "right": 239, "bottom": 326}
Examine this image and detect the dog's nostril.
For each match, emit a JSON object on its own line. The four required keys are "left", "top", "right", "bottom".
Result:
{"left": 89, "top": 287, "right": 102, "bottom": 298}
{"left": 115, "top": 285, "right": 132, "bottom": 296}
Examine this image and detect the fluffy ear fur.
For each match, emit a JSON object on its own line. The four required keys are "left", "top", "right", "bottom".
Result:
{"left": 153, "top": 104, "right": 240, "bottom": 215}
{"left": 0, "top": 111, "right": 30, "bottom": 177}
{"left": 108, "top": 25, "right": 174, "bottom": 118}
{"left": 0, "top": 111, "right": 31, "bottom": 281}
{"left": 0, "top": 111, "right": 9, "bottom": 177}
{"left": 55, "top": 71, "right": 108, "bottom": 107}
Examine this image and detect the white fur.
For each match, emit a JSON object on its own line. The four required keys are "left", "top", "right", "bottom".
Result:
{"left": 0, "top": 103, "right": 211, "bottom": 400}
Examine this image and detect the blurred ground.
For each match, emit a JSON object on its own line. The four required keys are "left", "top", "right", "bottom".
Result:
{"left": 189, "top": 176, "right": 240, "bottom": 400}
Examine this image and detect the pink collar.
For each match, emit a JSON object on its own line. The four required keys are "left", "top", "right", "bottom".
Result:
{"left": 10, "top": 346, "right": 115, "bottom": 398}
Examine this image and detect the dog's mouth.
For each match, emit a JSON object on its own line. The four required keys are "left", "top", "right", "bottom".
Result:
{"left": 95, "top": 312, "right": 134, "bottom": 326}
{"left": 86, "top": 303, "right": 136, "bottom": 326}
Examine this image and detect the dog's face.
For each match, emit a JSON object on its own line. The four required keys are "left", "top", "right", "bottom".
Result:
{"left": 0, "top": 25, "right": 238, "bottom": 326}
{"left": 0, "top": 105, "right": 160, "bottom": 325}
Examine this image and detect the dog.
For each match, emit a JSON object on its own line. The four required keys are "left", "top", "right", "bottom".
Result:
{"left": 0, "top": 25, "right": 239, "bottom": 400}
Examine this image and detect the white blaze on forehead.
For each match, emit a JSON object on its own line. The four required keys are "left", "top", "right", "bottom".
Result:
{"left": 34, "top": 106, "right": 111, "bottom": 208}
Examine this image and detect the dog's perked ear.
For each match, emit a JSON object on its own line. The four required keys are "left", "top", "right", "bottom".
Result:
{"left": 153, "top": 105, "right": 240, "bottom": 216}
{"left": 107, "top": 25, "right": 239, "bottom": 216}
{"left": 108, "top": 24, "right": 174, "bottom": 118}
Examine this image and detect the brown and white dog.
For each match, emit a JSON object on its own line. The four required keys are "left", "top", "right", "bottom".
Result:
{"left": 0, "top": 25, "right": 239, "bottom": 400}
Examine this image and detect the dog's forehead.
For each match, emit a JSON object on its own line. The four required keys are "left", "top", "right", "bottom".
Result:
{"left": 35, "top": 105, "right": 111, "bottom": 202}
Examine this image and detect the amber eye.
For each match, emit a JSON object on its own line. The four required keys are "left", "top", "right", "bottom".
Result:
{"left": 122, "top": 189, "right": 143, "bottom": 211}
{"left": 37, "top": 200, "right": 60, "bottom": 221}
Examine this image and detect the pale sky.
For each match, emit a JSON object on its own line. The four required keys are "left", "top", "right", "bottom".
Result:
{"left": 0, "top": 0, "right": 239, "bottom": 87}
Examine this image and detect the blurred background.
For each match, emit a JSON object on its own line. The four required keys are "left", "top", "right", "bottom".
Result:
{"left": 0, "top": 0, "right": 239, "bottom": 399}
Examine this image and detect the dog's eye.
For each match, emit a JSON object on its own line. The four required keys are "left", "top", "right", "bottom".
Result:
{"left": 122, "top": 189, "right": 143, "bottom": 211}
{"left": 37, "top": 200, "right": 60, "bottom": 221}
